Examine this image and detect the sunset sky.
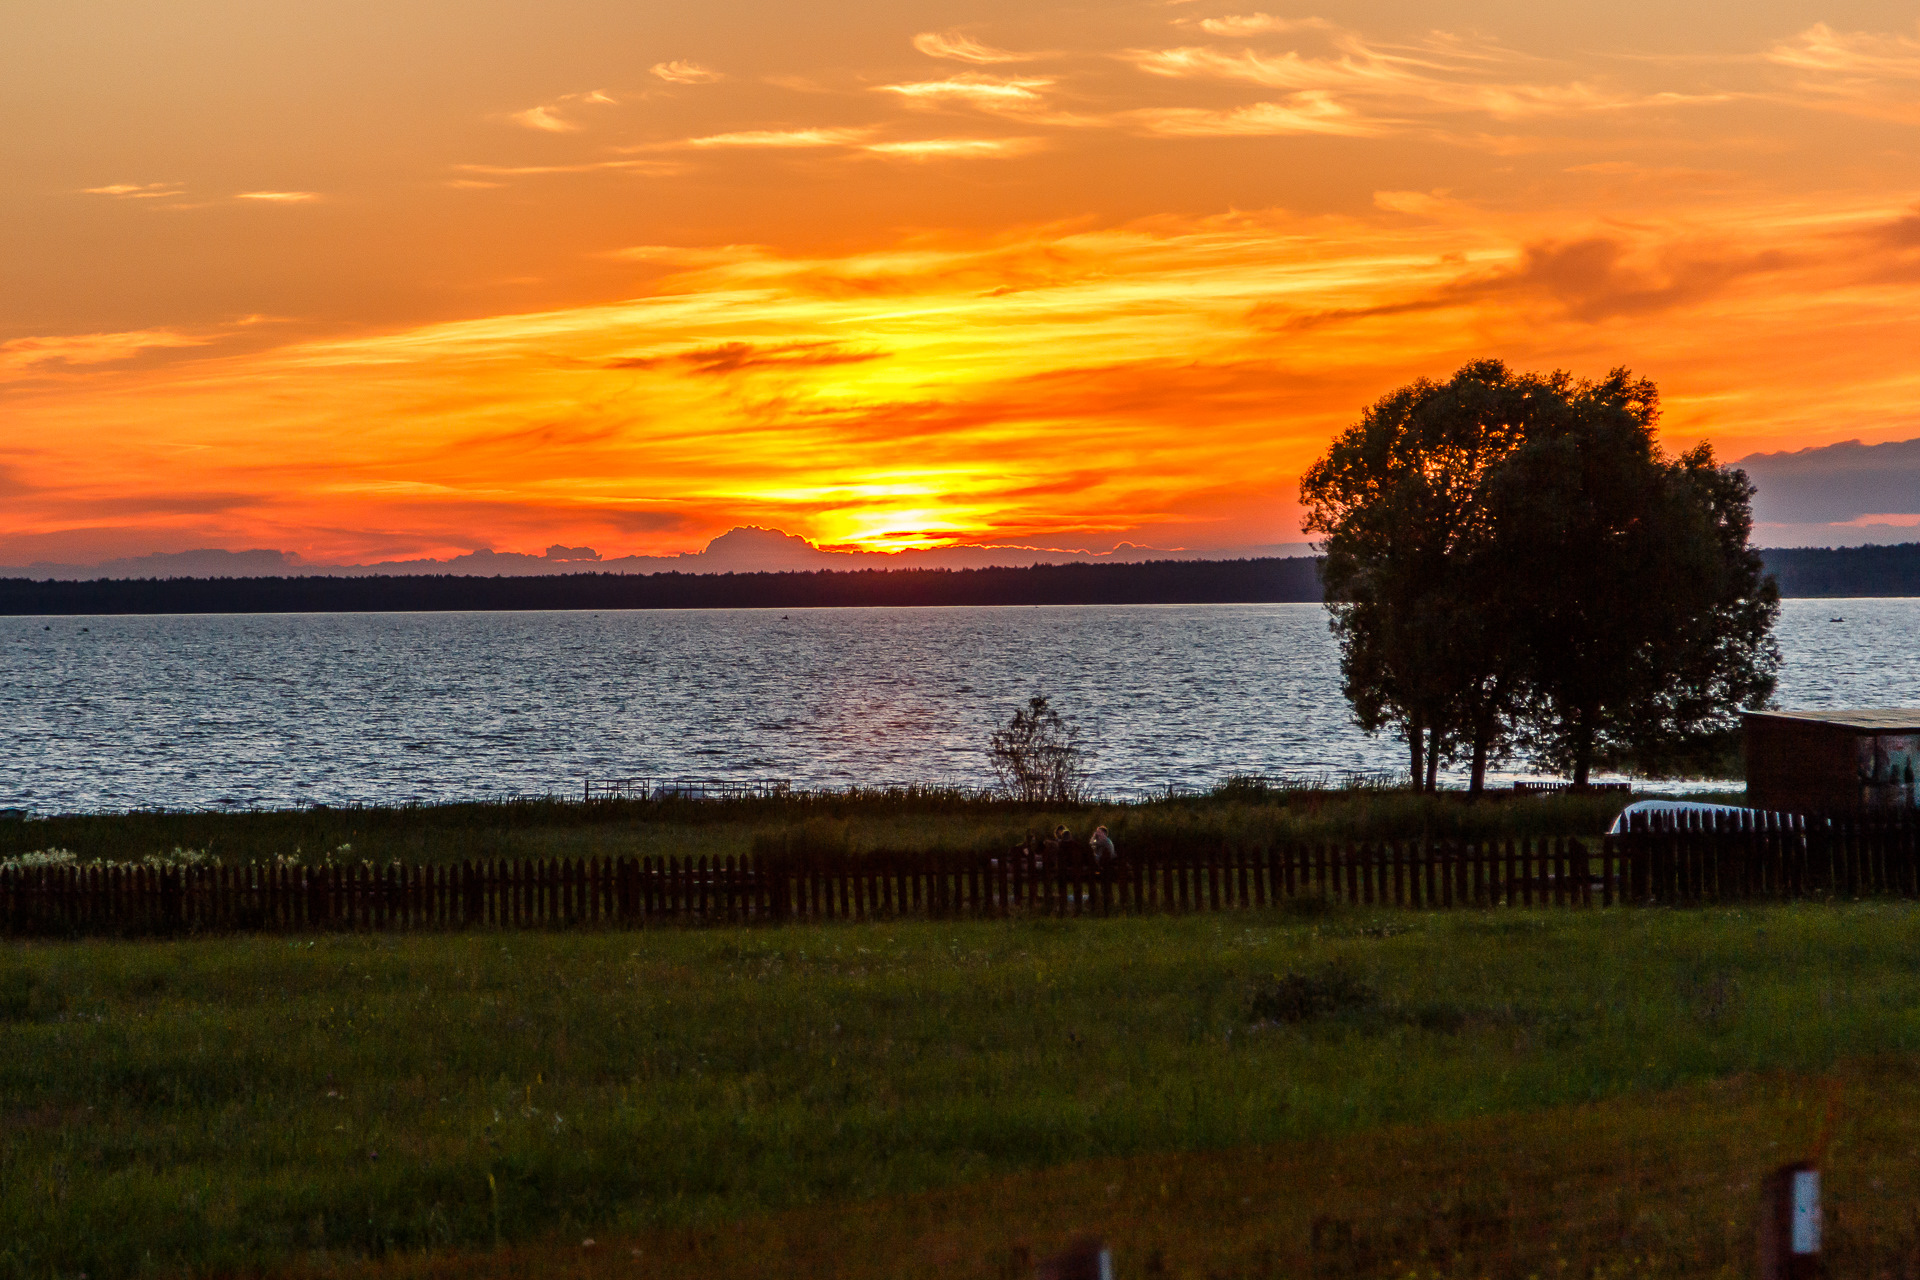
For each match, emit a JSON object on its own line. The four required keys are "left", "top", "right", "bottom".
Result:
{"left": 4, "top": 0, "right": 1918, "bottom": 565}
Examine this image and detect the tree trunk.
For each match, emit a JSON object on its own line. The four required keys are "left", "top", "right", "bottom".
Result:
{"left": 1425, "top": 727, "right": 1441, "bottom": 792}
{"left": 1469, "top": 729, "right": 1489, "bottom": 799}
{"left": 1408, "top": 713, "right": 1426, "bottom": 792}
{"left": 1573, "top": 712, "right": 1594, "bottom": 788}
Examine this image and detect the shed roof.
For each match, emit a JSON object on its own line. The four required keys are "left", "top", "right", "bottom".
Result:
{"left": 1744, "top": 708, "right": 1920, "bottom": 732}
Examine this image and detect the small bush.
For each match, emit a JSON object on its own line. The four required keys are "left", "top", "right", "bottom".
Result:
{"left": 988, "top": 696, "right": 1091, "bottom": 804}
{"left": 1248, "top": 964, "right": 1377, "bottom": 1024}
{"left": 0, "top": 968, "right": 62, "bottom": 1023}
{"left": 0, "top": 847, "right": 78, "bottom": 873}
{"left": 0, "top": 969, "right": 35, "bottom": 1021}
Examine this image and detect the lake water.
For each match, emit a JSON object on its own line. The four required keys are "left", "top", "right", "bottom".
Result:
{"left": 2, "top": 599, "right": 1913, "bottom": 813}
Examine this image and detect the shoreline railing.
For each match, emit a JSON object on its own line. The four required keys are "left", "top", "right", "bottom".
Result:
{"left": 581, "top": 777, "right": 794, "bottom": 802}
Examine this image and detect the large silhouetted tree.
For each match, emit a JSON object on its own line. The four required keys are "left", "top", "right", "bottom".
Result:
{"left": 1302, "top": 361, "right": 1779, "bottom": 792}
{"left": 1486, "top": 376, "right": 1780, "bottom": 782}
{"left": 1300, "top": 360, "right": 1562, "bottom": 792}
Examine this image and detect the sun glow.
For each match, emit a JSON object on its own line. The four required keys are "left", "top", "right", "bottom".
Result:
{"left": 818, "top": 512, "right": 977, "bottom": 553}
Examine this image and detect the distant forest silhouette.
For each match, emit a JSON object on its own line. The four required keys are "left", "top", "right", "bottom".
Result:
{"left": 0, "top": 557, "right": 1320, "bottom": 614}
{"left": 0, "top": 545, "right": 1913, "bottom": 614}
{"left": 1761, "top": 543, "right": 1920, "bottom": 597}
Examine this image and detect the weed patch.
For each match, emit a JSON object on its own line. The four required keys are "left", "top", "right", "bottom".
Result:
{"left": 1313, "top": 921, "right": 1413, "bottom": 941}
{"left": 0, "top": 967, "right": 61, "bottom": 1023}
{"left": 1247, "top": 964, "right": 1376, "bottom": 1024}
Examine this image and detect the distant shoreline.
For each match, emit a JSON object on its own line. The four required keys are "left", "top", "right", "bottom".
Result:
{"left": 0, "top": 544, "right": 1915, "bottom": 614}
{"left": 0, "top": 557, "right": 1322, "bottom": 615}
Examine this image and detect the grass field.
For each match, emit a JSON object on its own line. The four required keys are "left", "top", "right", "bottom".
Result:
{"left": 2, "top": 787, "right": 1655, "bottom": 872}
{"left": 338, "top": 1065, "right": 1920, "bottom": 1280}
{"left": 3, "top": 897, "right": 1916, "bottom": 1278}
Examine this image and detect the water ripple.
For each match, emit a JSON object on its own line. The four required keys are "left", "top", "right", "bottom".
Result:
{"left": 0, "top": 600, "right": 1912, "bottom": 812}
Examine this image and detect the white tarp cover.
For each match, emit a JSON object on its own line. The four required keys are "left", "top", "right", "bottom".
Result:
{"left": 1606, "top": 800, "right": 1755, "bottom": 834}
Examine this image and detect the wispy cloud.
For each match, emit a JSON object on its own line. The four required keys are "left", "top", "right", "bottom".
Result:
{"left": 651, "top": 60, "right": 723, "bottom": 85}
{"left": 0, "top": 328, "right": 207, "bottom": 376}
{"left": 1767, "top": 22, "right": 1920, "bottom": 81}
{"left": 508, "top": 90, "right": 618, "bottom": 133}
{"left": 685, "top": 127, "right": 872, "bottom": 148}
{"left": 863, "top": 136, "right": 1044, "bottom": 159}
{"left": 879, "top": 74, "right": 1059, "bottom": 113}
{"left": 654, "top": 127, "right": 1037, "bottom": 161}
{"left": 878, "top": 75, "right": 1056, "bottom": 109}
{"left": 235, "top": 191, "right": 320, "bottom": 203}
{"left": 511, "top": 105, "right": 578, "bottom": 132}
{"left": 453, "top": 159, "right": 677, "bottom": 177}
{"left": 1128, "top": 94, "right": 1378, "bottom": 136}
{"left": 1123, "top": 28, "right": 1727, "bottom": 126}
{"left": 82, "top": 182, "right": 184, "bottom": 200}
{"left": 1766, "top": 22, "right": 1920, "bottom": 122}
{"left": 1192, "top": 14, "right": 1335, "bottom": 37}
{"left": 911, "top": 31, "right": 1033, "bottom": 64}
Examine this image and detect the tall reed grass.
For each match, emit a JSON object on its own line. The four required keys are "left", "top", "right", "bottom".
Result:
{"left": 0, "top": 787, "right": 1662, "bottom": 871}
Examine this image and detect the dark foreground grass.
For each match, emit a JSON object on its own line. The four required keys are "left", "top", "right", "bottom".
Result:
{"left": 337, "top": 1064, "right": 1920, "bottom": 1279}
{"left": 4, "top": 901, "right": 1912, "bottom": 1279}
{"left": 3, "top": 788, "right": 1648, "bottom": 870}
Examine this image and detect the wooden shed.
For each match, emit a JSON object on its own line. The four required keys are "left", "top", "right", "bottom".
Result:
{"left": 1744, "top": 709, "right": 1920, "bottom": 814}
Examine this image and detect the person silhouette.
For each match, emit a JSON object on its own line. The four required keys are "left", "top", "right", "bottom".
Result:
{"left": 1089, "top": 825, "right": 1115, "bottom": 864}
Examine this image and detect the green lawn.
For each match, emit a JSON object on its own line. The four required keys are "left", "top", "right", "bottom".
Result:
{"left": 4, "top": 899, "right": 1911, "bottom": 1279}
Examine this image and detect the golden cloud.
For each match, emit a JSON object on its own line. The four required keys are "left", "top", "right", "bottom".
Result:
{"left": 862, "top": 136, "right": 1044, "bottom": 159}
{"left": 452, "top": 159, "right": 678, "bottom": 177}
{"left": 1128, "top": 94, "right": 1378, "bottom": 136}
{"left": 511, "top": 106, "right": 577, "bottom": 132}
{"left": 507, "top": 90, "right": 618, "bottom": 133}
{"left": 910, "top": 31, "right": 1033, "bottom": 64}
{"left": 878, "top": 75, "right": 1055, "bottom": 107}
{"left": 684, "top": 127, "right": 871, "bottom": 148}
{"left": 1193, "top": 14, "right": 1336, "bottom": 37}
{"left": 81, "top": 182, "right": 184, "bottom": 199}
{"left": 651, "top": 60, "right": 723, "bottom": 84}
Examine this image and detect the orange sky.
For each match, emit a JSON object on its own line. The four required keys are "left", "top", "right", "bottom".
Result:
{"left": 3, "top": 1, "right": 1918, "bottom": 564}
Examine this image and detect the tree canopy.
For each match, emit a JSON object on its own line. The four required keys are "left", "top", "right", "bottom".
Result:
{"left": 1300, "top": 361, "right": 1780, "bottom": 793}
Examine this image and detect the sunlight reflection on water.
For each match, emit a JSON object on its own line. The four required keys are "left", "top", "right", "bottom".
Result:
{"left": 1, "top": 599, "right": 1913, "bottom": 812}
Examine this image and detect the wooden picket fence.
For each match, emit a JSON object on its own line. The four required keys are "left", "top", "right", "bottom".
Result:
{"left": 3, "top": 809, "right": 1915, "bottom": 938}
